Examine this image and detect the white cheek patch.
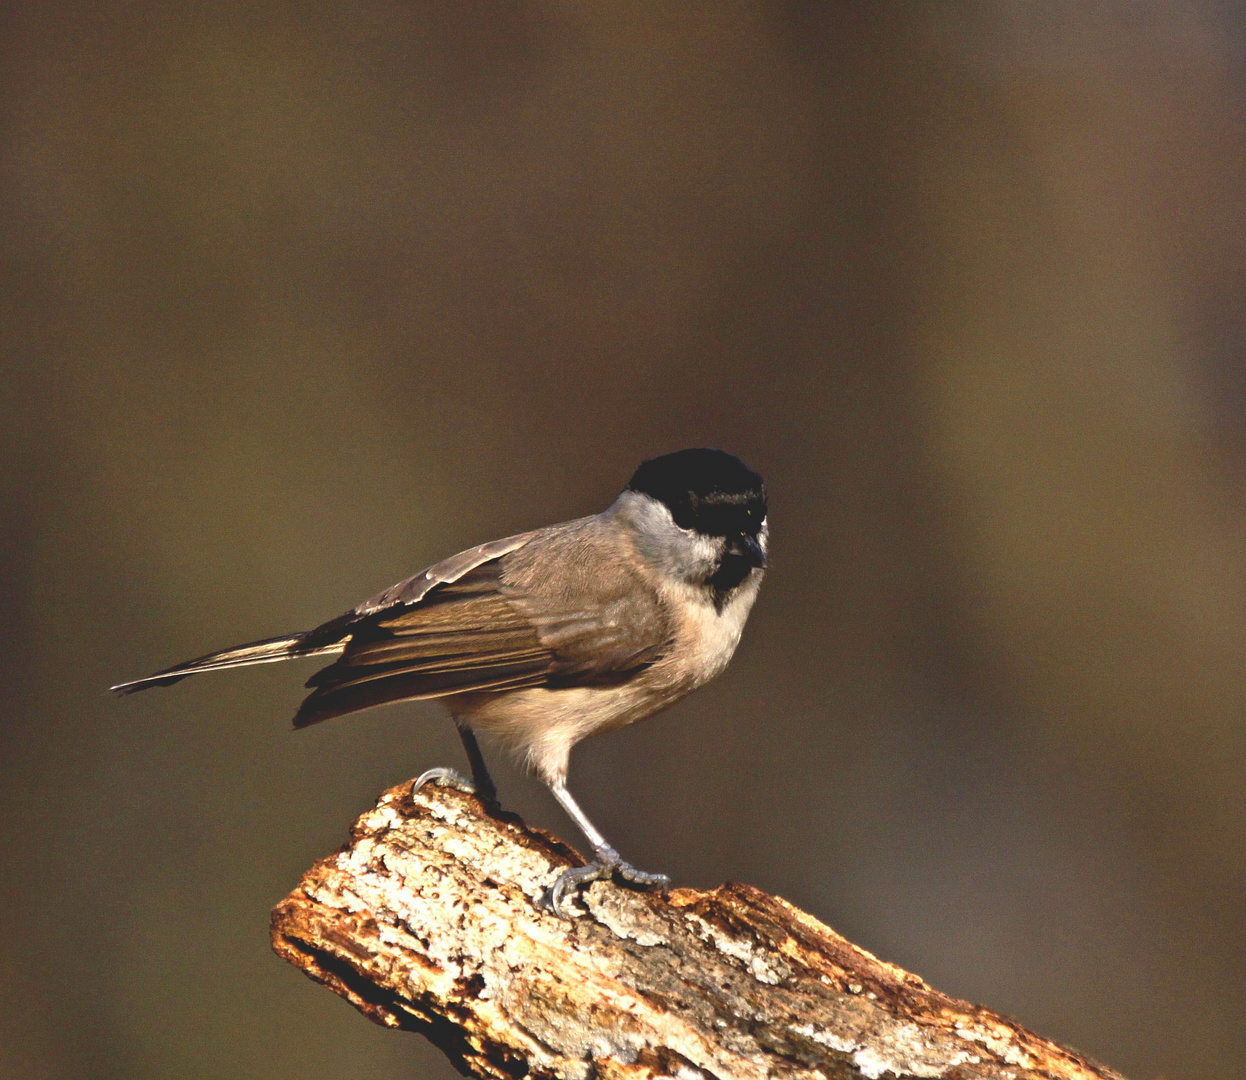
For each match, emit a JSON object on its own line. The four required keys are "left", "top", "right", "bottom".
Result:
{"left": 616, "top": 492, "right": 725, "bottom": 584}
{"left": 682, "top": 533, "right": 725, "bottom": 578}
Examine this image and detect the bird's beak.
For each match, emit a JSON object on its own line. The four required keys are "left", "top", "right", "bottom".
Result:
{"left": 729, "top": 534, "right": 767, "bottom": 569}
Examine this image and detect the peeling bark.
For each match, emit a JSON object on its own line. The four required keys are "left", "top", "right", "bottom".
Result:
{"left": 271, "top": 782, "right": 1127, "bottom": 1080}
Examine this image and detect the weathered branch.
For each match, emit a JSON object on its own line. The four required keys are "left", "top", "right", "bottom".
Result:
{"left": 271, "top": 781, "right": 1126, "bottom": 1080}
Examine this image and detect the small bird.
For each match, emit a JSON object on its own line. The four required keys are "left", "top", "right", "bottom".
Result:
{"left": 113, "top": 448, "right": 768, "bottom": 914}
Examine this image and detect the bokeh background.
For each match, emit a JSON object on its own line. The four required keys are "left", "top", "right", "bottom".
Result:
{"left": 3, "top": 3, "right": 1245, "bottom": 1078}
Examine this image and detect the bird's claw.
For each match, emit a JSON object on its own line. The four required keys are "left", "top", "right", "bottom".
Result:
{"left": 615, "top": 863, "right": 671, "bottom": 891}
{"left": 540, "top": 849, "right": 670, "bottom": 919}
{"left": 411, "top": 766, "right": 501, "bottom": 810}
{"left": 412, "top": 766, "right": 474, "bottom": 796}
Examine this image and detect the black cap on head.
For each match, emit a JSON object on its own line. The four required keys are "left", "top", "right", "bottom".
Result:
{"left": 627, "top": 448, "right": 767, "bottom": 536}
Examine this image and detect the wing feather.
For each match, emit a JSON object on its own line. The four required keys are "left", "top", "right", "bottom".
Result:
{"left": 292, "top": 516, "right": 673, "bottom": 727}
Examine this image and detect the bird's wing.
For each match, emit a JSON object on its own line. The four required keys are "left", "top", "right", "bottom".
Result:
{"left": 292, "top": 518, "right": 672, "bottom": 727}
{"left": 110, "top": 532, "right": 538, "bottom": 695}
{"left": 294, "top": 530, "right": 538, "bottom": 650}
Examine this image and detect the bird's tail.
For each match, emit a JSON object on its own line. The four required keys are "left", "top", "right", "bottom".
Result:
{"left": 109, "top": 633, "right": 344, "bottom": 694}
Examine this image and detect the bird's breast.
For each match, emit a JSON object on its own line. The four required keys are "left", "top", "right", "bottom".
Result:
{"left": 659, "top": 570, "right": 762, "bottom": 691}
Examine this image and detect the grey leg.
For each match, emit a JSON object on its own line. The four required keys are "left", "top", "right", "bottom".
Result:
{"left": 456, "top": 722, "right": 499, "bottom": 807}
{"left": 541, "top": 781, "right": 670, "bottom": 918}
{"left": 412, "top": 722, "right": 499, "bottom": 810}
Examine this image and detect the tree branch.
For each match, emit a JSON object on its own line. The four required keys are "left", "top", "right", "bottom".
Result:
{"left": 271, "top": 782, "right": 1127, "bottom": 1080}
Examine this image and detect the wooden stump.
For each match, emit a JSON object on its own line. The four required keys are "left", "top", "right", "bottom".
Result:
{"left": 271, "top": 781, "right": 1127, "bottom": 1080}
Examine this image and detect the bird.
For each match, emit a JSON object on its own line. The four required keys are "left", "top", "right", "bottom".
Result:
{"left": 112, "top": 448, "right": 768, "bottom": 915}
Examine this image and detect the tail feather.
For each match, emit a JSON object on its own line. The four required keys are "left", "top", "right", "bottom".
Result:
{"left": 110, "top": 633, "right": 343, "bottom": 694}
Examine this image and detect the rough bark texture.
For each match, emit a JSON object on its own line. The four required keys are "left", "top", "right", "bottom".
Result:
{"left": 271, "top": 782, "right": 1127, "bottom": 1080}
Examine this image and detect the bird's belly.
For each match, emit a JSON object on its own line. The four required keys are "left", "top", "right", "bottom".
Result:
{"left": 452, "top": 680, "right": 677, "bottom": 784}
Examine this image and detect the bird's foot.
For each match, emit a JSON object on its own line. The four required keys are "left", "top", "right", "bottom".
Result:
{"left": 411, "top": 767, "right": 499, "bottom": 810}
{"left": 541, "top": 846, "right": 670, "bottom": 919}
{"left": 614, "top": 861, "right": 671, "bottom": 892}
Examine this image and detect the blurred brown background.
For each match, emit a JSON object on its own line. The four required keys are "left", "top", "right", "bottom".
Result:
{"left": 2, "top": 3, "right": 1244, "bottom": 1078}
